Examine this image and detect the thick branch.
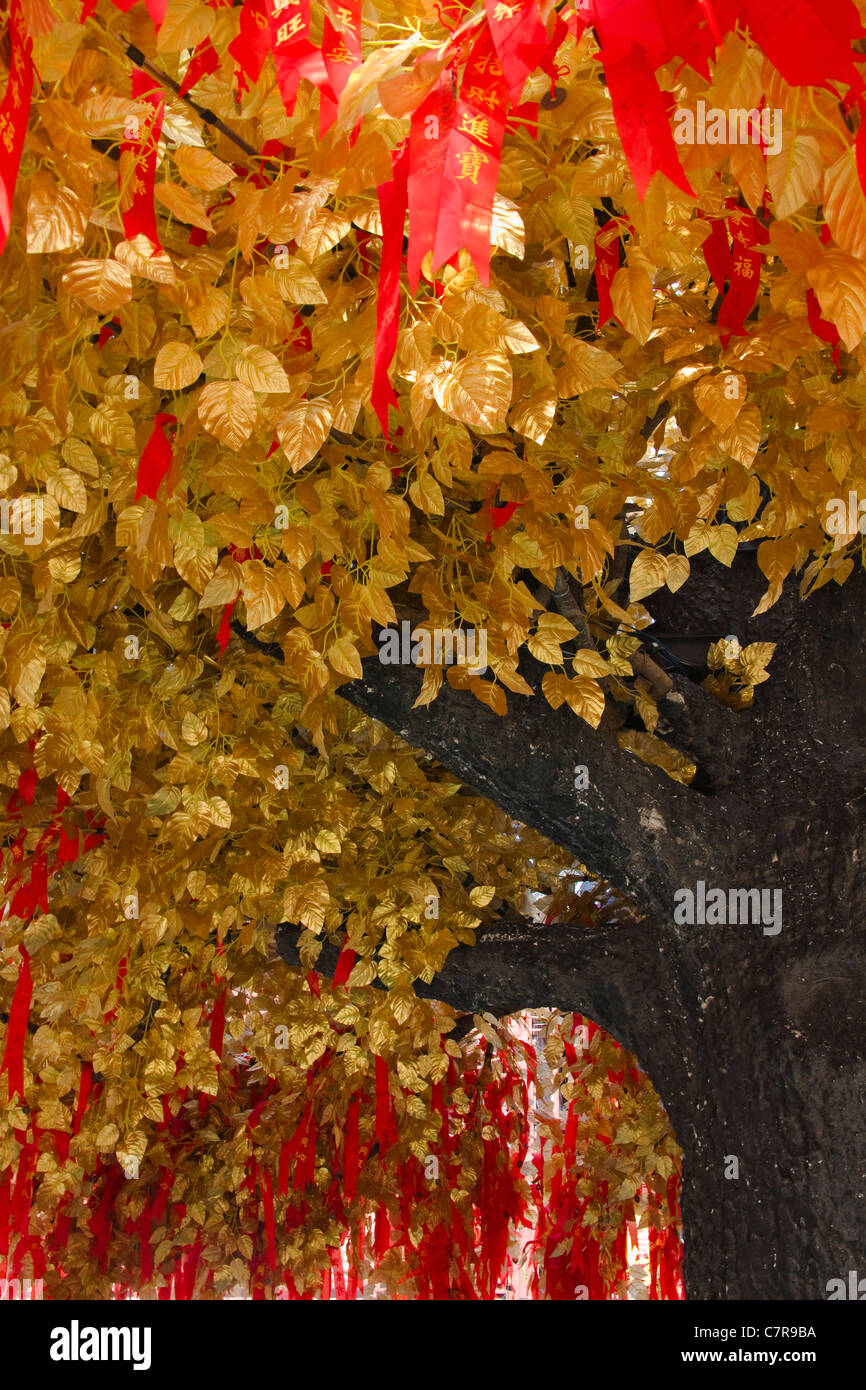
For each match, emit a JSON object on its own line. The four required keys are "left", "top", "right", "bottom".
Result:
{"left": 276, "top": 917, "right": 671, "bottom": 1058}
{"left": 231, "top": 624, "right": 744, "bottom": 917}
{"left": 329, "top": 651, "right": 735, "bottom": 919}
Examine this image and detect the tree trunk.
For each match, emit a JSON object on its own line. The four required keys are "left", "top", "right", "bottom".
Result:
{"left": 263, "top": 554, "right": 866, "bottom": 1299}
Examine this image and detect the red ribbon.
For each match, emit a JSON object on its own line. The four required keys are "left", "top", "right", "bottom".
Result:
{"left": 407, "top": 73, "right": 457, "bottom": 292}
{"left": 0, "top": 947, "right": 31, "bottom": 1102}
{"left": 179, "top": 37, "right": 220, "bottom": 97}
{"left": 603, "top": 44, "right": 693, "bottom": 201}
{"left": 593, "top": 224, "right": 620, "bottom": 328}
{"left": 484, "top": 0, "right": 550, "bottom": 104}
{"left": 0, "top": 0, "right": 34, "bottom": 259}
{"left": 135, "top": 412, "right": 177, "bottom": 501}
{"left": 228, "top": 0, "right": 272, "bottom": 89}
{"left": 121, "top": 72, "right": 165, "bottom": 251}
{"left": 716, "top": 205, "right": 764, "bottom": 344}
{"left": 371, "top": 143, "right": 409, "bottom": 437}
{"left": 332, "top": 940, "right": 358, "bottom": 986}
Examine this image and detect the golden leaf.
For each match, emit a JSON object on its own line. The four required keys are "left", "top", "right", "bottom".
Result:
{"left": 822, "top": 150, "right": 866, "bottom": 261}
{"left": 766, "top": 133, "right": 822, "bottom": 220}
{"left": 572, "top": 649, "right": 608, "bottom": 678}
{"left": 188, "top": 286, "right": 230, "bottom": 338}
{"left": 46, "top": 468, "right": 87, "bottom": 513}
{"left": 693, "top": 372, "right": 746, "bottom": 432}
{"left": 435, "top": 350, "right": 512, "bottom": 431}
{"left": 157, "top": 0, "right": 214, "bottom": 51}
{"left": 154, "top": 342, "right": 204, "bottom": 390}
{"left": 328, "top": 636, "right": 364, "bottom": 679}
{"left": 807, "top": 249, "right": 866, "bottom": 350}
{"left": 234, "top": 345, "right": 290, "bottom": 394}
{"left": 490, "top": 194, "right": 525, "bottom": 258}
{"left": 562, "top": 676, "right": 605, "bottom": 728}
{"left": 528, "top": 627, "right": 563, "bottom": 664}
{"left": 270, "top": 258, "right": 329, "bottom": 305}
{"left": 412, "top": 665, "right": 443, "bottom": 707}
{"left": 718, "top": 402, "right": 761, "bottom": 467}
{"left": 277, "top": 399, "right": 333, "bottom": 471}
{"left": 706, "top": 523, "right": 738, "bottom": 567}
{"left": 610, "top": 266, "right": 653, "bottom": 344}
{"left": 753, "top": 537, "right": 797, "bottom": 615}
{"left": 26, "top": 172, "right": 89, "bottom": 253}
{"left": 5, "top": 630, "right": 46, "bottom": 705}
{"left": 181, "top": 712, "right": 209, "bottom": 745}
{"left": 154, "top": 181, "right": 214, "bottom": 232}
{"left": 114, "top": 236, "right": 177, "bottom": 285}
{"left": 618, "top": 729, "right": 696, "bottom": 784}
{"left": 408, "top": 471, "right": 445, "bottom": 515}
{"left": 665, "top": 554, "right": 690, "bottom": 592}
{"left": 629, "top": 550, "right": 668, "bottom": 602}
{"left": 173, "top": 145, "right": 235, "bottom": 191}
{"left": 470, "top": 678, "right": 508, "bottom": 715}
{"left": 241, "top": 559, "right": 285, "bottom": 629}
{"left": 198, "top": 381, "right": 257, "bottom": 449}
{"left": 297, "top": 210, "right": 352, "bottom": 261}
{"left": 60, "top": 259, "right": 133, "bottom": 313}
{"left": 509, "top": 386, "right": 557, "bottom": 444}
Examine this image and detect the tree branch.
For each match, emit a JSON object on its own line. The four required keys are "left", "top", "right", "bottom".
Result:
{"left": 275, "top": 916, "right": 670, "bottom": 1057}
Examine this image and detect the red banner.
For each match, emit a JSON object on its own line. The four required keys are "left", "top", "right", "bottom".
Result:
{"left": 320, "top": 0, "right": 361, "bottom": 130}
{"left": 716, "top": 205, "right": 763, "bottom": 344}
{"left": 372, "top": 142, "right": 409, "bottom": 437}
{"left": 445, "top": 26, "right": 510, "bottom": 285}
{"left": 121, "top": 72, "right": 165, "bottom": 251}
{"left": 407, "top": 72, "right": 457, "bottom": 291}
{"left": 179, "top": 37, "right": 220, "bottom": 97}
{"left": 484, "top": 0, "right": 550, "bottom": 104}
{"left": 593, "top": 224, "right": 619, "bottom": 327}
{"left": 0, "top": 947, "right": 32, "bottom": 1102}
{"left": 0, "top": 0, "right": 34, "bottom": 258}
{"left": 135, "top": 412, "right": 177, "bottom": 501}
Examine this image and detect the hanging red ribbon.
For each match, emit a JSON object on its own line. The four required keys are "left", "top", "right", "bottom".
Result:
{"left": 0, "top": 947, "right": 32, "bottom": 1102}
{"left": 179, "top": 36, "right": 220, "bottom": 97}
{"left": 593, "top": 224, "right": 620, "bottom": 328}
{"left": 446, "top": 26, "right": 510, "bottom": 285}
{"left": 407, "top": 73, "right": 457, "bottom": 292}
{"left": 120, "top": 72, "right": 165, "bottom": 252}
{"left": 228, "top": 0, "right": 272, "bottom": 89}
{"left": 716, "top": 205, "right": 764, "bottom": 344}
{"left": 371, "top": 142, "right": 409, "bottom": 438}
{"left": 0, "top": 0, "right": 34, "bottom": 258}
{"left": 135, "top": 412, "right": 177, "bottom": 501}
{"left": 319, "top": 0, "right": 361, "bottom": 132}
{"left": 484, "top": 0, "right": 550, "bottom": 104}
{"left": 332, "top": 940, "right": 358, "bottom": 986}
{"left": 603, "top": 45, "right": 694, "bottom": 200}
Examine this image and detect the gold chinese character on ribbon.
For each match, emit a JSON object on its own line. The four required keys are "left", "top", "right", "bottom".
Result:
{"left": 457, "top": 112, "right": 492, "bottom": 145}
{"left": 276, "top": 13, "right": 305, "bottom": 42}
{"left": 464, "top": 85, "right": 500, "bottom": 110}
{"left": 333, "top": 5, "right": 354, "bottom": 25}
{"left": 733, "top": 257, "right": 755, "bottom": 278}
{"left": 0, "top": 114, "right": 14, "bottom": 155}
{"left": 596, "top": 261, "right": 612, "bottom": 279}
{"left": 473, "top": 53, "right": 503, "bottom": 76}
{"left": 456, "top": 150, "right": 489, "bottom": 184}
{"left": 492, "top": 2, "right": 517, "bottom": 18}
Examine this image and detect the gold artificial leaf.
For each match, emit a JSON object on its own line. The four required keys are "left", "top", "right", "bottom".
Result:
{"left": 154, "top": 342, "right": 204, "bottom": 390}
{"left": 198, "top": 381, "right": 257, "bottom": 449}
{"left": 26, "top": 171, "right": 89, "bottom": 253}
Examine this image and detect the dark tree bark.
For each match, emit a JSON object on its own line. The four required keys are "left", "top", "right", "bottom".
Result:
{"left": 264, "top": 553, "right": 866, "bottom": 1300}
